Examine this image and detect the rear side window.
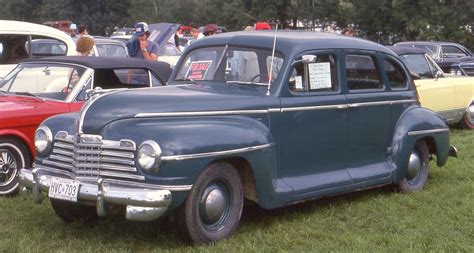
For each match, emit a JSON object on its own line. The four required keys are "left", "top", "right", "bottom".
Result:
{"left": 346, "top": 54, "right": 382, "bottom": 90}
{"left": 383, "top": 59, "right": 407, "bottom": 89}
{"left": 94, "top": 68, "right": 151, "bottom": 89}
{"left": 0, "top": 35, "right": 29, "bottom": 64}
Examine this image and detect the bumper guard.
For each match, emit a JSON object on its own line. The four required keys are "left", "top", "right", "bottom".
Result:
{"left": 19, "top": 168, "right": 172, "bottom": 222}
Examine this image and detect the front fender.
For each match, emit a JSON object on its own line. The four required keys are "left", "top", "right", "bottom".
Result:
{"left": 100, "top": 116, "right": 277, "bottom": 208}
{"left": 389, "top": 106, "right": 451, "bottom": 182}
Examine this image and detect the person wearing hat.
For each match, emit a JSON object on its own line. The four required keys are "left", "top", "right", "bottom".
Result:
{"left": 203, "top": 24, "right": 221, "bottom": 36}
{"left": 126, "top": 22, "right": 159, "bottom": 61}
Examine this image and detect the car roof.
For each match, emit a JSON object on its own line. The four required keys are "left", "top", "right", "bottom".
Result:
{"left": 387, "top": 46, "right": 427, "bottom": 55}
{"left": 187, "top": 31, "right": 397, "bottom": 57}
{"left": 21, "top": 56, "right": 173, "bottom": 81}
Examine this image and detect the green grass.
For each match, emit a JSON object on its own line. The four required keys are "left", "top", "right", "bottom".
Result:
{"left": 1, "top": 130, "right": 473, "bottom": 252}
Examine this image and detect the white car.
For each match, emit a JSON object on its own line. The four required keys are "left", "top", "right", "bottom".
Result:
{"left": 0, "top": 20, "right": 76, "bottom": 77}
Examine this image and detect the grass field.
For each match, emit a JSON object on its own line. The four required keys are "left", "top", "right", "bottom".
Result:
{"left": 0, "top": 130, "right": 473, "bottom": 252}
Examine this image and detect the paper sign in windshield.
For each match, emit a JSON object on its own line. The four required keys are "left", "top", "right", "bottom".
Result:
{"left": 308, "top": 62, "right": 332, "bottom": 89}
{"left": 186, "top": 61, "right": 212, "bottom": 80}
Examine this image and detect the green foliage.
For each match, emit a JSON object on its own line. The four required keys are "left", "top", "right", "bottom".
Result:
{"left": 0, "top": 0, "right": 472, "bottom": 48}
{"left": 0, "top": 130, "right": 472, "bottom": 251}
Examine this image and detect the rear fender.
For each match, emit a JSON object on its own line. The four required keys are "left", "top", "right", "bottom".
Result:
{"left": 389, "top": 107, "right": 450, "bottom": 182}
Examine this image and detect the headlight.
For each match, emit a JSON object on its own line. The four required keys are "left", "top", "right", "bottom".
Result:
{"left": 35, "top": 126, "right": 53, "bottom": 155}
{"left": 136, "top": 140, "right": 162, "bottom": 172}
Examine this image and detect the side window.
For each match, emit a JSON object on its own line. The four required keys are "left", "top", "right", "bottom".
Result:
{"left": 441, "top": 45, "right": 468, "bottom": 57}
{"left": 383, "top": 59, "right": 407, "bottom": 89}
{"left": 346, "top": 54, "right": 382, "bottom": 90}
{"left": 30, "top": 35, "right": 67, "bottom": 58}
{"left": 289, "top": 54, "right": 338, "bottom": 92}
{"left": 0, "top": 34, "right": 29, "bottom": 64}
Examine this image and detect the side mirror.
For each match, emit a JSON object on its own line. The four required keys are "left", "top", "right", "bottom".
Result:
{"left": 434, "top": 70, "right": 443, "bottom": 80}
{"left": 85, "top": 87, "right": 103, "bottom": 100}
{"left": 291, "top": 54, "right": 317, "bottom": 66}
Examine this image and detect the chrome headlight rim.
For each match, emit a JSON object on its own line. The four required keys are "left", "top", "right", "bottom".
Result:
{"left": 35, "top": 126, "right": 53, "bottom": 155}
{"left": 136, "top": 140, "right": 162, "bottom": 172}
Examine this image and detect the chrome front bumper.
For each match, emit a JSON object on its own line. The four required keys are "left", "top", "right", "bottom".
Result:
{"left": 19, "top": 168, "right": 172, "bottom": 222}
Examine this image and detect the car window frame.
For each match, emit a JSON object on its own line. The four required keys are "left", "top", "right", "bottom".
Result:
{"left": 286, "top": 49, "right": 342, "bottom": 97}
{"left": 343, "top": 50, "right": 386, "bottom": 94}
{"left": 381, "top": 54, "right": 410, "bottom": 91}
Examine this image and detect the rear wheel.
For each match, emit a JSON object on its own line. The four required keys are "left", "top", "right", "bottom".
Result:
{"left": 50, "top": 199, "right": 98, "bottom": 223}
{"left": 0, "top": 137, "right": 30, "bottom": 196}
{"left": 397, "top": 141, "right": 429, "bottom": 193}
{"left": 460, "top": 104, "right": 474, "bottom": 129}
{"left": 176, "top": 162, "right": 243, "bottom": 244}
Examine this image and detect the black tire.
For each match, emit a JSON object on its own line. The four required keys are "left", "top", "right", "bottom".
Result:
{"left": 50, "top": 199, "right": 98, "bottom": 223}
{"left": 397, "top": 141, "right": 429, "bottom": 193}
{"left": 459, "top": 104, "right": 474, "bottom": 129}
{"left": 0, "top": 137, "right": 30, "bottom": 196}
{"left": 176, "top": 162, "right": 243, "bottom": 244}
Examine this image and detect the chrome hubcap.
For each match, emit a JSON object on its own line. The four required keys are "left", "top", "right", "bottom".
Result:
{"left": 466, "top": 105, "right": 474, "bottom": 125}
{"left": 407, "top": 151, "right": 422, "bottom": 180}
{"left": 0, "top": 150, "right": 18, "bottom": 186}
{"left": 201, "top": 186, "right": 226, "bottom": 224}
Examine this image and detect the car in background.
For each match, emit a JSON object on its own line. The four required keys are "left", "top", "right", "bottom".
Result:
{"left": 19, "top": 31, "right": 456, "bottom": 244}
{"left": 0, "top": 20, "right": 76, "bottom": 77}
{"left": 110, "top": 27, "right": 135, "bottom": 43}
{"left": 0, "top": 56, "right": 172, "bottom": 196}
{"left": 148, "top": 23, "right": 182, "bottom": 67}
{"left": 32, "top": 38, "right": 129, "bottom": 57}
{"left": 394, "top": 41, "right": 474, "bottom": 76}
{"left": 389, "top": 46, "right": 474, "bottom": 129}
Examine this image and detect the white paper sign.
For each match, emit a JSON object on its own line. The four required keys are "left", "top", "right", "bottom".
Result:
{"left": 295, "top": 76, "right": 303, "bottom": 90}
{"left": 308, "top": 62, "right": 332, "bottom": 90}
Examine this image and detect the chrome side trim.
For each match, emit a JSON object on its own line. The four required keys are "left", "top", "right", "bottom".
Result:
{"left": 408, "top": 128, "right": 450, "bottom": 136}
{"left": 348, "top": 99, "right": 417, "bottom": 108}
{"left": 268, "top": 108, "right": 281, "bottom": 113}
{"left": 161, "top": 143, "right": 274, "bottom": 161}
{"left": 281, "top": 104, "right": 348, "bottom": 112}
{"left": 135, "top": 109, "right": 269, "bottom": 118}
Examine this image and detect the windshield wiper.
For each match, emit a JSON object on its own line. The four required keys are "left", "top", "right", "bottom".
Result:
{"left": 225, "top": 81, "right": 268, "bottom": 86}
{"left": 14, "top": 92, "right": 44, "bottom": 100}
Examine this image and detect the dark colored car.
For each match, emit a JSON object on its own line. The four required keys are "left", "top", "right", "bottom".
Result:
{"left": 20, "top": 32, "right": 456, "bottom": 244}
{"left": 33, "top": 38, "right": 129, "bottom": 57}
{"left": 0, "top": 56, "right": 171, "bottom": 195}
{"left": 394, "top": 41, "right": 474, "bottom": 76}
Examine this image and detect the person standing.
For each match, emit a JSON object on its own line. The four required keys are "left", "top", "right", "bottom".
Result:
{"left": 75, "top": 36, "right": 95, "bottom": 56}
{"left": 77, "top": 25, "right": 89, "bottom": 37}
{"left": 126, "top": 22, "right": 159, "bottom": 61}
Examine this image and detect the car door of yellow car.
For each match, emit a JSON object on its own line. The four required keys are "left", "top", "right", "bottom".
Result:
{"left": 415, "top": 77, "right": 455, "bottom": 115}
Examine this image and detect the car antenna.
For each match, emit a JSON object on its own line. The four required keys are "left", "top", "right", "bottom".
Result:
{"left": 266, "top": 24, "right": 278, "bottom": 96}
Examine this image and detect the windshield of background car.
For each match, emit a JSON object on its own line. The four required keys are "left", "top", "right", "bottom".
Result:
{"left": 399, "top": 54, "right": 435, "bottom": 78}
{"left": 0, "top": 63, "right": 87, "bottom": 100}
{"left": 95, "top": 43, "right": 128, "bottom": 57}
{"left": 413, "top": 45, "right": 438, "bottom": 58}
{"left": 174, "top": 46, "right": 284, "bottom": 86}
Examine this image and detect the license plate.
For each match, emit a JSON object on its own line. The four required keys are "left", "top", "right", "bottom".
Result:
{"left": 48, "top": 177, "right": 80, "bottom": 202}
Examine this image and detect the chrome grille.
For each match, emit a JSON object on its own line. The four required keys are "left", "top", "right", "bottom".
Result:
{"left": 43, "top": 131, "right": 144, "bottom": 181}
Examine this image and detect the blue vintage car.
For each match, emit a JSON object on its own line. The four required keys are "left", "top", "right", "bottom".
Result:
{"left": 19, "top": 31, "right": 457, "bottom": 244}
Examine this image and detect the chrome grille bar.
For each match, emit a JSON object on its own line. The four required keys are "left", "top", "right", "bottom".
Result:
{"left": 42, "top": 132, "right": 143, "bottom": 181}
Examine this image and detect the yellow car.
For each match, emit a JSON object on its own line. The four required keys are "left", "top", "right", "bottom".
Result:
{"left": 391, "top": 46, "right": 474, "bottom": 129}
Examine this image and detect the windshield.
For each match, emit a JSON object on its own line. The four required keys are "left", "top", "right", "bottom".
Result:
{"left": 399, "top": 54, "right": 435, "bottom": 79}
{"left": 413, "top": 45, "right": 438, "bottom": 58}
{"left": 0, "top": 63, "right": 87, "bottom": 100}
{"left": 174, "top": 46, "right": 284, "bottom": 86}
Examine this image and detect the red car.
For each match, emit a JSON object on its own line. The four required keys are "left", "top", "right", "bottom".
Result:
{"left": 0, "top": 56, "right": 171, "bottom": 195}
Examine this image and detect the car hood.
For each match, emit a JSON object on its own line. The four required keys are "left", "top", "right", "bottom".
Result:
{"left": 0, "top": 94, "right": 67, "bottom": 128}
{"left": 148, "top": 23, "right": 180, "bottom": 47}
{"left": 81, "top": 82, "right": 277, "bottom": 134}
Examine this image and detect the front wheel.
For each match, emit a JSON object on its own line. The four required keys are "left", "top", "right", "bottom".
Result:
{"left": 460, "top": 104, "right": 474, "bottom": 129}
{"left": 176, "top": 162, "right": 243, "bottom": 244}
{"left": 397, "top": 141, "right": 429, "bottom": 193}
{"left": 0, "top": 137, "right": 30, "bottom": 196}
